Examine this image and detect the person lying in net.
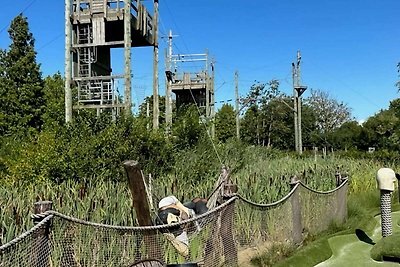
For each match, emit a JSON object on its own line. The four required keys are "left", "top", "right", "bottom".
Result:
{"left": 155, "top": 195, "right": 208, "bottom": 257}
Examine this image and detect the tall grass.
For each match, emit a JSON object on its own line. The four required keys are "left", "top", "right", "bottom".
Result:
{"left": 0, "top": 143, "right": 391, "bottom": 246}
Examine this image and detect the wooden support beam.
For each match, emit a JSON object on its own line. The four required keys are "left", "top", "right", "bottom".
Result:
{"left": 124, "top": 160, "right": 153, "bottom": 226}
{"left": 123, "top": 160, "right": 162, "bottom": 259}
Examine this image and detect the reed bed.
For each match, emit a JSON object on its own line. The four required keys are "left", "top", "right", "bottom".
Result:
{"left": 0, "top": 151, "right": 392, "bottom": 246}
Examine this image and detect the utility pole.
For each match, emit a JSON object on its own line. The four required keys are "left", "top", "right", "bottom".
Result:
{"left": 152, "top": 0, "right": 159, "bottom": 130}
{"left": 292, "top": 51, "right": 307, "bottom": 154}
{"left": 146, "top": 101, "right": 150, "bottom": 129}
{"left": 65, "top": 0, "right": 72, "bottom": 123}
{"left": 210, "top": 59, "right": 215, "bottom": 139}
{"left": 235, "top": 71, "right": 240, "bottom": 140}
{"left": 165, "top": 30, "right": 173, "bottom": 134}
{"left": 124, "top": 0, "right": 132, "bottom": 115}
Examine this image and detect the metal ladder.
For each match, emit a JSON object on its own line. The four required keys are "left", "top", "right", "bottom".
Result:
{"left": 77, "top": 24, "right": 99, "bottom": 101}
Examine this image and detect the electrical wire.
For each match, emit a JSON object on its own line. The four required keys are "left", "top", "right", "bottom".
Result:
{"left": 188, "top": 87, "right": 223, "bottom": 166}
{"left": 37, "top": 33, "right": 63, "bottom": 51}
{"left": 0, "top": 0, "right": 38, "bottom": 35}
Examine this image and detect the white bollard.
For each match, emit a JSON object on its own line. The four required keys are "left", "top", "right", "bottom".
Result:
{"left": 376, "top": 168, "right": 397, "bottom": 237}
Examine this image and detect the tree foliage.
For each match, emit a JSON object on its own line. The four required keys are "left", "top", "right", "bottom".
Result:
{"left": 306, "top": 89, "right": 352, "bottom": 134}
{"left": 330, "top": 121, "right": 363, "bottom": 151}
{"left": 173, "top": 104, "right": 205, "bottom": 149}
{"left": 0, "top": 15, "right": 44, "bottom": 136}
{"left": 42, "top": 73, "right": 65, "bottom": 129}
{"left": 241, "top": 80, "right": 289, "bottom": 147}
{"left": 215, "top": 104, "right": 235, "bottom": 142}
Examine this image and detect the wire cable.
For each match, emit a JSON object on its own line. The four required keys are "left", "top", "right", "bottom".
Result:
{"left": 0, "top": 0, "right": 38, "bottom": 35}
{"left": 188, "top": 88, "right": 223, "bottom": 166}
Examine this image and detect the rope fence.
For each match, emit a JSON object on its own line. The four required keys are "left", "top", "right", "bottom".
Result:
{"left": 0, "top": 179, "right": 349, "bottom": 267}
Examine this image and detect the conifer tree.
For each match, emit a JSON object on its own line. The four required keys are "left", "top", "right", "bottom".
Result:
{"left": 0, "top": 14, "right": 44, "bottom": 136}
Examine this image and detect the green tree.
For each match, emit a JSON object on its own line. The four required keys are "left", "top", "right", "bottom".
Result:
{"left": 360, "top": 99, "right": 400, "bottom": 151}
{"left": 138, "top": 95, "right": 166, "bottom": 119}
{"left": 363, "top": 109, "right": 398, "bottom": 150}
{"left": 300, "top": 104, "right": 319, "bottom": 149}
{"left": 215, "top": 103, "right": 235, "bottom": 142}
{"left": 330, "top": 121, "right": 363, "bottom": 151}
{"left": 0, "top": 15, "right": 44, "bottom": 136}
{"left": 263, "top": 97, "right": 294, "bottom": 149}
{"left": 305, "top": 89, "right": 352, "bottom": 146}
{"left": 241, "top": 105, "right": 259, "bottom": 145}
{"left": 42, "top": 73, "right": 65, "bottom": 129}
{"left": 173, "top": 104, "right": 204, "bottom": 149}
{"left": 240, "top": 82, "right": 265, "bottom": 145}
{"left": 241, "top": 80, "right": 286, "bottom": 147}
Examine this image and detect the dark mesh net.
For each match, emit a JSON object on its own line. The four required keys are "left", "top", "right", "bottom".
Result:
{"left": 1, "top": 180, "right": 349, "bottom": 267}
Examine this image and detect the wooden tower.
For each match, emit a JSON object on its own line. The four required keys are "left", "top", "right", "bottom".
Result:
{"left": 165, "top": 31, "right": 215, "bottom": 134}
{"left": 65, "top": 0, "right": 159, "bottom": 121}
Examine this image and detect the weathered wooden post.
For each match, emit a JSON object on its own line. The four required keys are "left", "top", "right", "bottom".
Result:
{"left": 336, "top": 177, "right": 348, "bottom": 223}
{"left": 290, "top": 176, "right": 302, "bottom": 245}
{"left": 376, "top": 168, "right": 397, "bottom": 237}
{"left": 123, "top": 160, "right": 162, "bottom": 260}
{"left": 396, "top": 173, "right": 400, "bottom": 203}
{"left": 220, "top": 168, "right": 238, "bottom": 266}
{"left": 32, "top": 201, "right": 52, "bottom": 267}
{"left": 204, "top": 166, "right": 238, "bottom": 266}
{"left": 335, "top": 167, "right": 341, "bottom": 187}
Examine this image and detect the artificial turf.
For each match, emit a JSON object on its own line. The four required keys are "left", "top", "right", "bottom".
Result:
{"left": 267, "top": 192, "right": 400, "bottom": 267}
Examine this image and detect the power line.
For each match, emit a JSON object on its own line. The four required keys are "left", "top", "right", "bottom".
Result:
{"left": 0, "top": 0, "right": 38, "bottom": 35}
{"left": 37, "top": 33, "right": 63, "bottom": 51}
{"left": 303, "top": 60, "right": 381, "bottom": 110}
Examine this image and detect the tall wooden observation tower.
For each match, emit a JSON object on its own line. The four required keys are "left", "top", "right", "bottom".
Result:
{"left": 165, "top": 31, "right": 215, "bottom": 134}
{"left": 65, "top": 0, "right": 159, "bottom": 122}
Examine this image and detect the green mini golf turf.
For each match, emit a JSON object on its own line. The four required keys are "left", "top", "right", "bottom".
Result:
{"left": 314, "top": 211, "right": 400, "bottom": 267}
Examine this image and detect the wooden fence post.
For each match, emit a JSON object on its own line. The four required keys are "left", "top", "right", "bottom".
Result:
{"left": 204, "top": 167, "right": 238, "bottom": 266}
{"left": 337, "top": 178, "right": 348, "bottom": 224}
{"left": 220, "top": 174, "right": 238, "bottom": 266}
{"left": 335, "top": 167, "right": 342, "bottom": 187}
{"left": 396, "top": 173, "right": 400, "bottom": 203}
{"left": 290, "top": 176, "right": 302, "bottom": 245}
{"left": 123, "top": 160, "right": 162, "bottom": 260}
{"left": 32, "top": 201, "right": 52, "bottom": 267}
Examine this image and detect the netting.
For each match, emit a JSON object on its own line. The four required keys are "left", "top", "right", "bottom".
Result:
{"left": 0, "top": 215, "right": 53, "bottom": 267}
{"left": 299, "top": 181, "right": 348, "bottom": 236}
{"left": 0, "top": 180, "right": 348, "bottom": 267}
{"left": 234, "top": 179, "right": 348, "bottom": 265}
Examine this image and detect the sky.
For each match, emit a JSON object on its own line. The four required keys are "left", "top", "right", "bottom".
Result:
{"left": 0, "top": 0, "right": 399, "bottom": 121}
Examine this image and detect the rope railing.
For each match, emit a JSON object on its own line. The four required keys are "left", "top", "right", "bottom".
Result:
{"left": 298, "top": 177, "right": 349, "bottom": 195}
{"left": 235, "top": 182, "right": 300, "bottom": 208}
{"left": 0, "top": 177, "right": 349, "bottom": 267}
{"left": 30, "top": 196, "right": 238, "bottom": 231}
{"left": 0, "top": 215, "right": 53, "bottom": 252}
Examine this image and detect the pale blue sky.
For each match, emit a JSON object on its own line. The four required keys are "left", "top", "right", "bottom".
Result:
{"left": 0, "top": 0, "right": 399, "bottom": 121}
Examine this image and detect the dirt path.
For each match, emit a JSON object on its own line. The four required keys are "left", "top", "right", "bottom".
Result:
{"left": 237, "top": 241, "right": 273, "bottom": 267}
